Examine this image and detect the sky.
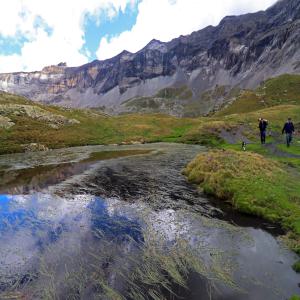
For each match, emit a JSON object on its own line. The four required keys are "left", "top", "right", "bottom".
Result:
{"left": 0, "top": 0, "right": 278, "bottom": 73}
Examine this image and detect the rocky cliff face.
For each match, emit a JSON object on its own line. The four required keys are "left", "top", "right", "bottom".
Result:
{"left": 0, "top": 0, "right": 300, "bottom": 116}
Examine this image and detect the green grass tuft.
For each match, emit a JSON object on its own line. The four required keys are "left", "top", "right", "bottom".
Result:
{"left": 183, "top": 150, "right": 300, "bottom": 239}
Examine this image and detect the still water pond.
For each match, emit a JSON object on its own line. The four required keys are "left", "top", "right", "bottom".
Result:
{"left": 0, "top": 143, "right": 299, "bottom": 299}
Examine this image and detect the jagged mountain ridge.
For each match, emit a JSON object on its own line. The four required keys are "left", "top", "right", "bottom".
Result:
{"left": 0, "top": 0, "right": 300, "bottom": 116}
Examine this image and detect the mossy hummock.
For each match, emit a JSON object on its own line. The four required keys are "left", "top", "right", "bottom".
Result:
{"left": 184, "top": 149, "right": 300, "bottom": 249}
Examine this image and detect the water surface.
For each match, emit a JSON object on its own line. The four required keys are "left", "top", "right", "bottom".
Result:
{"left": 0, "top": 143, "right": 299, "bottom": 299}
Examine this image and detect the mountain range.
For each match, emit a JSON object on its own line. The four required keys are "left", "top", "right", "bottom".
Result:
{"left": 0, "top": 0, "right": 300, "bottom": 116}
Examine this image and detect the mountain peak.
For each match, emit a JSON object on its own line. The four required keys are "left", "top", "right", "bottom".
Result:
{"left": 148, "top": 39, "right": 162, "bottom": 45}
{"left": 57, "top": 62, "right": 67, "bottom": 67}
{"left": 144, "top": 39, "right": 167, "bottom": 52}
{"left": 119, "top": 50, "right": 132, "bottom": 56}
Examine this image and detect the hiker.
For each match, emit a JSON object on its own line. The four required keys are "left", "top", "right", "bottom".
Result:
{"left": 282, "top": 117, "right": 295, "bottom": 147}
{"left": 258, "top": 118, "right": 268, "bottom": 144}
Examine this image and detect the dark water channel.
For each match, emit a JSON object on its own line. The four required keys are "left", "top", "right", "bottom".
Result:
{"left": 0, "top": 143, "right": 299, "bottom": 300}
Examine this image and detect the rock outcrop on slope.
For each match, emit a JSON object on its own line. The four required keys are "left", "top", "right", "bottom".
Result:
{"left": 0, "top": 0, "right": 300, "bottom": 116}
{"left": 0, "top": 103, "right": 80, "bottom": 129}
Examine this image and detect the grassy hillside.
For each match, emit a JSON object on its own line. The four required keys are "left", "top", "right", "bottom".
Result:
{"left": 0, "top": 91, "right": 202, "bottom": 154}
{"left": 1, "top": 77, "right": 300, "bottom": 159}
{"left": 216, "top": 74, "right": 300, "bottom": 116}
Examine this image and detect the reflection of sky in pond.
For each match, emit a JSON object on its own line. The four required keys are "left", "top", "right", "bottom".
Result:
{"left": 89, "top": 198, "right": 143, "bottom": 243}
{"left": 0, "top": 194, "right": 40, "bottom": 233}
{"left": 0, "top": 192, "right": 299, "bottom": 299}
{"left": 0, "top": 193, "right": 144, "bottom": 242}
{"left": 0, "top": 192, "right": 196, "bottom": 282}
{"left": 0, "top": 193, "right": 146, "bottom": 286}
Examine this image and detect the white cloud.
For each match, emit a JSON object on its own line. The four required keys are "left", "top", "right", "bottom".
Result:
{"left": 96, "top": 0, "right": 277, "bottom": 60}
{"left": 0, "top": 0, "right": 137, "bottom": 73}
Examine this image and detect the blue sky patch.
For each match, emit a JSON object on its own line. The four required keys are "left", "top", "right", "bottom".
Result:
{"left": 34, "top": 16, "right": 54, "bottom": 36}
{"left": 0, "top": 35, "right": 28, "bottom": 55}
{"left": 83, "top": 2, "right": 140, "bottom": 60}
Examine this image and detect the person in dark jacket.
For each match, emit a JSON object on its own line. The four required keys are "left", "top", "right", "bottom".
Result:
{"left": 282, "top": 117, "right": 295, "bottom": 147}
{"left": 258, "top": 118, "right": 268, "bottom": 144}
